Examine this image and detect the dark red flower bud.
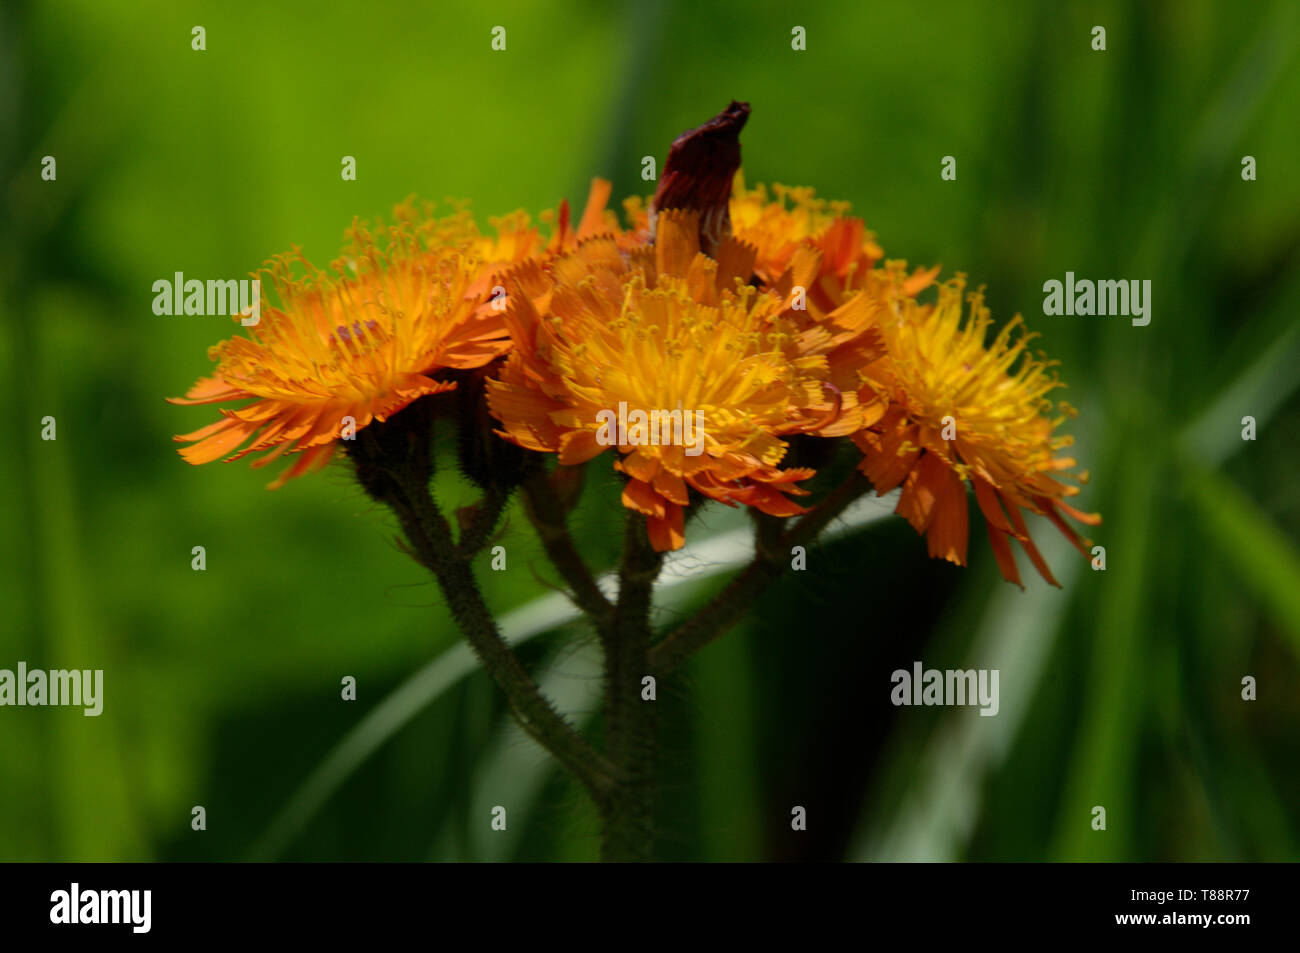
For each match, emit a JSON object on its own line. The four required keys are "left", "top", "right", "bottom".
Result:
{"left": 651, "top": 101, "right": 750, "bottom": 255}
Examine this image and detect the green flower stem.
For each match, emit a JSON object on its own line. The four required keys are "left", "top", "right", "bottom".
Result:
{"left": 384, "top": 464, "right": 616, "bottom": 803}
{"left": 647, "top": 471, "right": 874, "bottom": 673}
{"left": 521, "top": 468, "right": 614, "bottom": 623}
{"left": 454, "top": 485, "right": 511, "bottom": 559}
{"left": 598, "top": 512, "right": 664, "bottom": 862}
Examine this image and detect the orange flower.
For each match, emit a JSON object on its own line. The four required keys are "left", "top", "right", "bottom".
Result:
{"left": 854, "top": 276, "right": 1099, "bottom": 586}
{"left": 486, "top": 209, "right": 859, "bottom": 550}
{"left": 627, "top": 176, "right": 940, "bottom": 432}
{"left": 733, "top": 178, "right": 942, "bottom": 440}
{"left": 169, "top": 201, "right": 542, "bottom": 487}
{"left": 731, "top": 178, "right": 871, "bottom": 284}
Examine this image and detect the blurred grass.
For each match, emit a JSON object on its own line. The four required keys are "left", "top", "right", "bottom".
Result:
{"left": 1, "top": 0, "right": 1298, "bottom": 861}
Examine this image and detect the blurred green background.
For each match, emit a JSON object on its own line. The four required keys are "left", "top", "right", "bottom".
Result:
{"left": 2, "top": 0, "right": 1299, "bottom": 862}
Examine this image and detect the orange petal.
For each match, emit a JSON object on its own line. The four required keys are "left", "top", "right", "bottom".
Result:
{"left": 620, "top": 449, "right": 661, "bottom": 483}
{"left": 926, "top": 470, "right": 969, "bottom": 566}
{"left": 168, "top": 375, "right": 250, "bottom": 406}
{"left": 647, "top": 503, "right": 685, "bottom": 552}
{"left": 1005, "top": 504, "right": 1060, "bottom": 587}
{"left": 576, "top": 179, "right": 613, "bottom": 239}
{"left": 558, "top": 429, "right": 606, "bottom": 465}
{"left": 178, "top": 420, "right": 254, "bottom": 464}
{"left": 973, "top": 478, "right": 1017, "bottom": 536}
{"left": 984, "top": 517, "right": 1023, "bottom": 589}
{"left": 896, "top": 452, "right": 945, "bottom": 533}
{"left": 621, "top": 478, "right": 665, "bottom": 519}
{"left": 654, "top": 209, "right": 701, "bottom": 279}
{"left": 652, "top": 468, "right": 690, "bottom": 506}
{"left": 267, "top": 442, "right": 335, "bottom": 490}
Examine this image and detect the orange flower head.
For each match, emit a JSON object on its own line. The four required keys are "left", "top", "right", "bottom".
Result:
{"left": 169, "top": 201, "right": 535, "bottom": 487}
{"left": 731, "top": 178, "right": 866, "bottom": 282}
{"left": 729, "top": 175, "right": 940, "bottom": 303}
{"left": 854, "top": 276, "right": 1100, "bottom": 586}
{"left": 487, "top": 209, "right": 842, "bottom": 551}
{"left": 622, "top": 173, "right": 941, "bottom": 443}
{"left": 724, "top": 179, "right": 938, "bottom": 436}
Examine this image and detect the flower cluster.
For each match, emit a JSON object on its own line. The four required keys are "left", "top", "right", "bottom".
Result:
{"left": 172, "top": 107, "right": 1098, "bottom": 586}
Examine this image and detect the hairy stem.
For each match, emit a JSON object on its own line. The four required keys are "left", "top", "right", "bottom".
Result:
{"left": 385, "top": 465, "right": 615, "bottom": 801}
{"left": 454, "top": 485, "right": 511, "bottom": 559}
{"left": 598, "top": 512, "right": 663, "bottom": 862}
{"left": 521, "top": 468, "right": 613, "bottom": 623}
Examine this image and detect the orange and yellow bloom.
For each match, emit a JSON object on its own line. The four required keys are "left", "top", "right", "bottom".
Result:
{"left": 854, "top": 276, "right": 1100, "bottom": 586}
{"left": 171, "top": 147, "right": 1099, "bottom": 580}
{"left": 486, "top": 209, "right": 863, "bottom": 550}
{"left": 169, "top": 202, "right": 548, "bottom": 487}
